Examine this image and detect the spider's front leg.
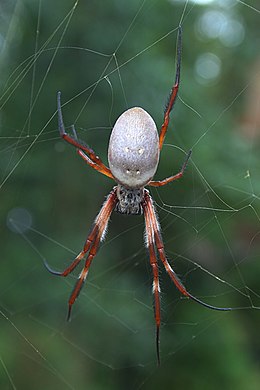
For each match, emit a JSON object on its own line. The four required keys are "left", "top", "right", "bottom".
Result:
{"left": 44, "top": 188, "right": 118, "bottom": 319}
{"left": 144, "top": 191, "right": 234, "bottom": 312}
{"left": 142, "top": 189, "right": 234, "bottom": 364}
{"left": 143, "top": 190, "right": 162, "bottom": 365}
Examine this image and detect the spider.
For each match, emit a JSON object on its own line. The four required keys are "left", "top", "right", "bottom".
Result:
{"left": 45, "top": 27, "right": 232, "bottom": 364}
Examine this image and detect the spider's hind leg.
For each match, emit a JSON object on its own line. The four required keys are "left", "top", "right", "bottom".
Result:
{"left": 57, "top": 91, "right": 113, "bottom": 180}
{"left": 159, "top": 26, "right": 182, "bottom": 150}
{"left": 148, "top": 149, "right": 192, "bottom": 187}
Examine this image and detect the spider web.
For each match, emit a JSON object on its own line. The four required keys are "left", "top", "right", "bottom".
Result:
{"left": 1, "top": 0, "right": 260, "bottom": 389}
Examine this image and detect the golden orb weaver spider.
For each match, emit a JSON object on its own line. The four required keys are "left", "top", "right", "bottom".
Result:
{"left": 45, "top": 27, "right": 232, "bottom": 364}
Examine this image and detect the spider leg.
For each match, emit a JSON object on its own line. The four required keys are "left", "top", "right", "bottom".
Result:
{"left": 44, "top": 188, "right": 118, "bottom": 318}
{"left": 77, "top": 149, "right": 114, "bottom": 179}
{"left": 143, "top": 201, "right": 161, "bottom": 365}
{"left": 67, "top": 227, "right": 103, "bottom": 320}
{"left": 43, "top": 224, "right": 99, "bottom": 276}
{"left": 57, "top": 91, "right": 113, "bottom": 178}
{"left": 148, "top": 150, "right": 191, "bottom": 187}
{"left": 144, "top": 190, "right": 233, "bottom": 312}
{"left": 159, "top": 26, "right": 182, "bottom": 150}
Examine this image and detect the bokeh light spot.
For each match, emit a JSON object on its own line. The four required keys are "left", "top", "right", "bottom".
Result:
{"left": 7, "top": 207, "right": 33, "bottom": 234}
{"left": 195, "top": 52, "right": 221, "bottom": 84}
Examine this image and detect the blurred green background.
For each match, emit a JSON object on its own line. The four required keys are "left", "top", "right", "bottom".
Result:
{"left": 1, "top": 0, "right": 260, "bottom": 389}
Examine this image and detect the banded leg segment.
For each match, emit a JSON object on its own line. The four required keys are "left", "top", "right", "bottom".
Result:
{"left": 143, "top": 190, "right": 233, "bottom": 311}
{"left": 67, "top": 227, "right": 103, "bottom": 320}
{"left": 143, "top": 201, "right": 161, "bottom": 365}
{"left": 44, "top": 188, "right": 118, "bottom": 318}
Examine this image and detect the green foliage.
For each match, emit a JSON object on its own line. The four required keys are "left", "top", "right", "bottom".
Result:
{"left": 1, "top": 0, "right": 260, "bottom": 389}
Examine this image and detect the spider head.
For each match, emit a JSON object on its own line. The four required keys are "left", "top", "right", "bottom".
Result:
{"left": 115, "top": 185, "right": 144, "bottom": 215}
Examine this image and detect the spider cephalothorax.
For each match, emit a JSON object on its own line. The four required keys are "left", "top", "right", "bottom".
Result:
{"left": 45, "top": 27, "right": 232, "bottom": 365}
{"left": 116, "top": 185, "right": 144, "bottom": 215}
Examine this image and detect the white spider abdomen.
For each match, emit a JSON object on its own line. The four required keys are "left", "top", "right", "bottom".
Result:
{"left": 108, "top": 107, "right": 159, "bottom": 188}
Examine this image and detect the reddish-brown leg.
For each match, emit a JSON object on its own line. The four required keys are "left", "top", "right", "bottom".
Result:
{"left": 77, "top": 149, "right": 114, "bottom": 180}
{"left": 144, "top": 190, "right": 233, "bottom": 312}
{"left": 57, "top": 91, "right": 112, "bottom": 178}
{"left": 44, "top": 223, "right": 99, "bottom": 277}
{"left": 143, "top": 198, "right": 161, "bottom": 365}
{"left": 159, "top": 26, "right": 182, "bottom": 150}
{"left": 67, "top": 226, "right": 104, "bottom": 320}
{"left": 148, "top": 150, "right": 191, "bottom": 187}
{"left": 44, "top": 188, "right": 118, "bottom": 319}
